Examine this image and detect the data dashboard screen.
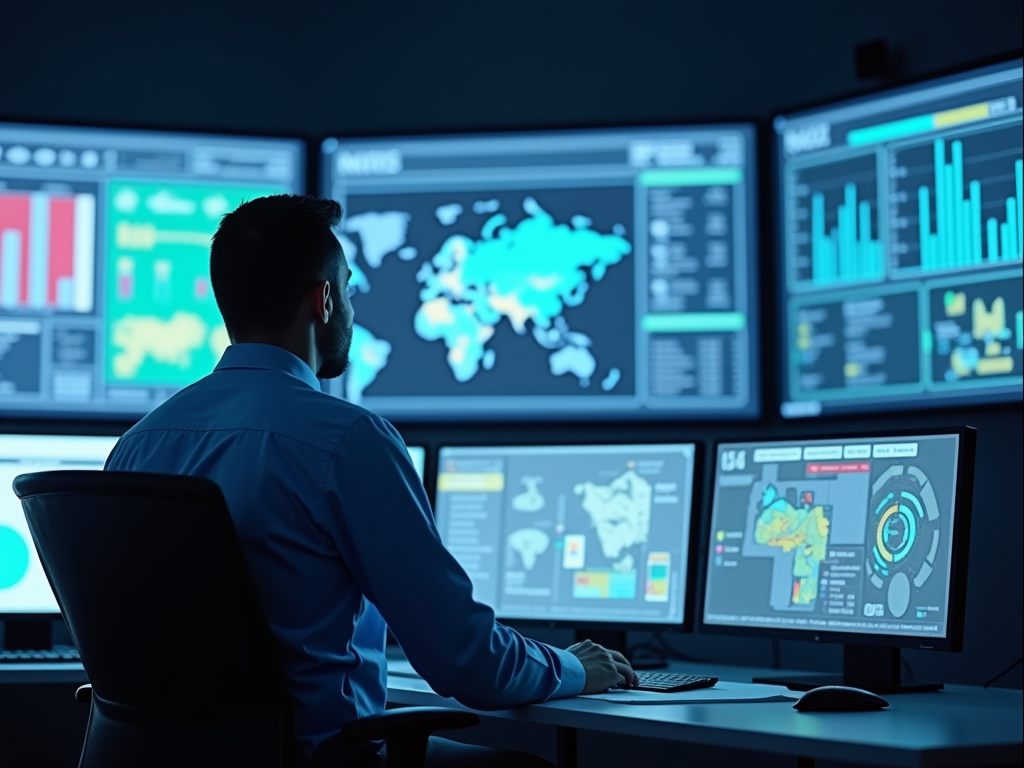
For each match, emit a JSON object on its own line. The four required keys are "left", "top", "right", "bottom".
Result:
{"left": 434, "top": 443, "right": 696, "bottom": 625}
{"left": 321, "top": 126, "right": 758, "bottom": 419}
{"left": 703, "top": 433, "right": 962, "bottom": 640}
{"left": 775, "top": 59, "right": 1023, "bottom": 417}
{"left": 0, "top": 434, "right": 118, "bottom": 613}
{"left": 0, "top": 123, "right": 305, "bottom": 417}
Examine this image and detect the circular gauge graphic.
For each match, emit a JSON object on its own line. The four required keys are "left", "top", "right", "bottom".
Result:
{"left": 866, "top": 465, "right": 941, "bottom": 619}
{"left": 0, "top": 525, "right": 31, "bottom": 590}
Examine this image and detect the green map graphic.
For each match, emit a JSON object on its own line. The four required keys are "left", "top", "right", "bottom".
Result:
{"left": 754, "top": 485, "right": 831, "bottom": 606}
{"left": 105, "top": 181, "right": 284, "bottom": 387}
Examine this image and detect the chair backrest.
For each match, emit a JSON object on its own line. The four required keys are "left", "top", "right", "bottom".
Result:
{"left": 13, "top": 470, "right": 291, "bottom": 716}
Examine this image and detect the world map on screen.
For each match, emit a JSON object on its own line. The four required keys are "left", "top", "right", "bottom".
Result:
{"left": 336, "top": 189, "right": 633, "bottom": 403}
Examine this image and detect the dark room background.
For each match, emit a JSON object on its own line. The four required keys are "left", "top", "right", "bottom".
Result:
{"left": 1, "top": 0, "right": 1021, "bottom": 696}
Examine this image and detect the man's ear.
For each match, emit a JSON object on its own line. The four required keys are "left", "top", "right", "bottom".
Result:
{"left": 311, "top": 280, "right": 331, "bottom": 324}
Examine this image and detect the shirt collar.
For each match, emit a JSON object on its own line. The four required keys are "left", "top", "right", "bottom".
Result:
{"left": 214, "top": 343, "right": 322, "bottom": 392}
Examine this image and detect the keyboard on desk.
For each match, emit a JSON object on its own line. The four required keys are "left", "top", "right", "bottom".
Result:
{"left": 628, "top": 673, "right": 718, "bottom": 693}
{"left": 0, "top": 648, "right": 80, "bottom": 663}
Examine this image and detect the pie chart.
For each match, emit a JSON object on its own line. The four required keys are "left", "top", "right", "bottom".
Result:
{"left": 0, "top": 526, "right": 30, "bottom": 589}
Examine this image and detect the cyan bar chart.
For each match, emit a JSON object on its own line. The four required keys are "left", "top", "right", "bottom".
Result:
{"left": 788, "top": 152, "right": 883, "bottom": 289}
{"left": 893, "top": 123, "right": 1023, "bottom": 273}
{"left": 811, "top": 182, "right": 884, "bottom": 286}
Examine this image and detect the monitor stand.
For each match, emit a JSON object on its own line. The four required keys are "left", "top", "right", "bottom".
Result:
{"left": 3, "top": 619, "right": 52, "bottom": 651}
{"left": 577, "top": 629, "right": 668, "bottom": 671}
{"left": 752, "top": 644, "right": 943, "bottom": 695}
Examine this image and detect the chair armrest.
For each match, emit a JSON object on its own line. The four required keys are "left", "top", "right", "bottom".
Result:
{"left": 339, "top": 706, "right": 479, "bottom": 743}
{"left": 75, "top": 684, "right": 92, "bottom": 704}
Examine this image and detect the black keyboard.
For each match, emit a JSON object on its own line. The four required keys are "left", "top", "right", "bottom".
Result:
{"left": 629, "top": 673, "right": 718, "bottom": 693}
{"left": 0, "top": 648, "right": 80, "bottom": 663}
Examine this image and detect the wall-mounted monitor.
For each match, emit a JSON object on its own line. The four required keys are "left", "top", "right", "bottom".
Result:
{"left": 0, "top": 122, "right": 306, "bottom": 418}
{"left": 434, "top": 443, "right": 698, "bottom": 627}
{"left": 321, "top": 125, "right": 759, "bottom": 420}
{"left": 774, "top": 58, "right": 1023, "bottom": 418}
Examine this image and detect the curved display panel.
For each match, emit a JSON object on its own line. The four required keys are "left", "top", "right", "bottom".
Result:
{"left": 775, "top": 59, "right": 1023, "bottom": 417}
{"left": 321, "top": 125, "right": 759, "bottom": 420}
{"left": 0, "top": 122, "right": 305, "bottom": 418}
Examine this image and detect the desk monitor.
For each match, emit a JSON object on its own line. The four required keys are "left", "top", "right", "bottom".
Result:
{"left": 774, "top": 57, "right": 1023, "bottom": 418}
{"left": 0, "top": 433, "right": 118, "bottom": 648}
{"left": 434, "top": 443, "right": 698, "bottom": 653}
{"left": 700, "top": 427, "right": 976, "bottom": 693}
{"left": 0, "top": 122, "right": 305, "bottom": 418}
{"left": 407, "top": 445, "right": 426, "bottom": 481}
{"left": 320, "top": 125, "right": 759, "bottom": 420}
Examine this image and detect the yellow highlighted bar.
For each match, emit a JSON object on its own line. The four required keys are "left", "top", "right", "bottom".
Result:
{"left": 437, "top": 472, "right": 505, "bottom": 492}
{"left": 977, "top": 356, "right": 1014, "bottom": 376}
{"left": 933, "top": 103, "right": 990, "bottom": 129}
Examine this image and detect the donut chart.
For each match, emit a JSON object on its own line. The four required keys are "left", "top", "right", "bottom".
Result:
{"left": 0, "top": 525, "right": 31, "bottom": 590}
{"left": 867, "top": 464, "right": 941, "bottom": 618}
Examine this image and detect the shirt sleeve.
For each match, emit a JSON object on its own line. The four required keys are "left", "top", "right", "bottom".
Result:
{"left": 320, "top": 413, "right": 586, "bottom": 709}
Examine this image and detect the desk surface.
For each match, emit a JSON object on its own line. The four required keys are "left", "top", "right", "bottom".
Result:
{"left": 4, "top": 660, "right": 1021, "bottom": 767}
{"left": 385, "top": 660, "right": 1023, "bottom": 768}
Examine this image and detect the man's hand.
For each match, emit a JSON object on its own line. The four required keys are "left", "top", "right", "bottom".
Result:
{"left": 567, "top": 639, "right": 638, "bottom": 694}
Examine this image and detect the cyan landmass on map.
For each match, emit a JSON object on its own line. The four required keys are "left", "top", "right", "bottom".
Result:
{"left": 415, "top": 196, "right": 631, "bottom": 386}
{"left": 337, "top": 192, "right": 632, "bottom": 403}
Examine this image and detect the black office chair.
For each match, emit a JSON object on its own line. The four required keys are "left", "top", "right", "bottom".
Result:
{"left": 13, "top": 471, "right": 478, "bottom": 768}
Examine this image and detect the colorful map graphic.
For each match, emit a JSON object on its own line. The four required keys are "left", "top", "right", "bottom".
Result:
{"left": 338, "top": 195, "right": 631, "bottom": 402}
{"left": 931, "top": 275, "right": 1023, "bottom": 385}
{"left": 754, "top": 485, "right": 832, "bottom": 606}
{"left": 105, "top": 181, "right": 284, "bottom": 387}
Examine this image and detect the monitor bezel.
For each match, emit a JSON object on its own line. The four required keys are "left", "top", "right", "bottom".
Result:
{"left": 433, "top": 439, "right": 704, "bottom": 633}
{"left": 696, "top": 425, "right": 977, "bottom": 652}
{"left": 318, "top": 118, "right": 764, "bottom": 422}
{"left": 770, "top": 51, "right": 1024, "bottom": 420}
{"left": 0, "top": 115, "right": 312, "bottom": 424}
{"left": 0, "top": 428, "right": 124, "bottom": 619}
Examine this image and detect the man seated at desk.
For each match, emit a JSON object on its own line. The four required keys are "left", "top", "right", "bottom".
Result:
{"left": 106, "top": 194, "right": 636, "bottom": 768}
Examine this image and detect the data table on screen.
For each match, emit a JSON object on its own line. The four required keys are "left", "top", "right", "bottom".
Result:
{"left": 320, "top": 127, "right": 759, "bottom": 420}
{"left": 776, "top": 59, "right": 1023, "bottom": 417}
{"left": 0, "top": 124, "right": 305, "bottom": 417}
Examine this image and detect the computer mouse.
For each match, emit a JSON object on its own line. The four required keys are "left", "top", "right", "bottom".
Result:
{"left": 793, "top": 685, "right": 889, "bottom": 712}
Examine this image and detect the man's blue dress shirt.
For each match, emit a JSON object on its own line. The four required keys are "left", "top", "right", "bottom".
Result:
{"left": 105, "top": 343, "right": 585, "bottom": 761}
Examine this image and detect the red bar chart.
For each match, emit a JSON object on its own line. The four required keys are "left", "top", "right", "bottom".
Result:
{"left": 0, "top": 191, "right": 95, "bottom": 312}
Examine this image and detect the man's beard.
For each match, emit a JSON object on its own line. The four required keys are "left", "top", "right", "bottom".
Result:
{"left": 316, "top": 310, "right": 352, "bottom": 380}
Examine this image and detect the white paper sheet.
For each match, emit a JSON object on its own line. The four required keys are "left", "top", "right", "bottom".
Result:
{"left": 580, "top": 680, "right": 799, "bottom": 705}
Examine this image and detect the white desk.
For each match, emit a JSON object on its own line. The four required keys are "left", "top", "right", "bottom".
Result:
{"left": 3, "top": 661, "right": 1021, "bottom": 768}
{"left": 385, "top": 660, "right": 1024, "bottom": 768}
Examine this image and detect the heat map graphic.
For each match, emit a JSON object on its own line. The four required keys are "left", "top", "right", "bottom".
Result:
{"left": 754, "top": 485, "right": 832, "bottom": 606}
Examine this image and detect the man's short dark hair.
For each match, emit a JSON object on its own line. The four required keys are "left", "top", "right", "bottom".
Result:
{"left": 210, "top": 194, "right": 343, "bottom": 339}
